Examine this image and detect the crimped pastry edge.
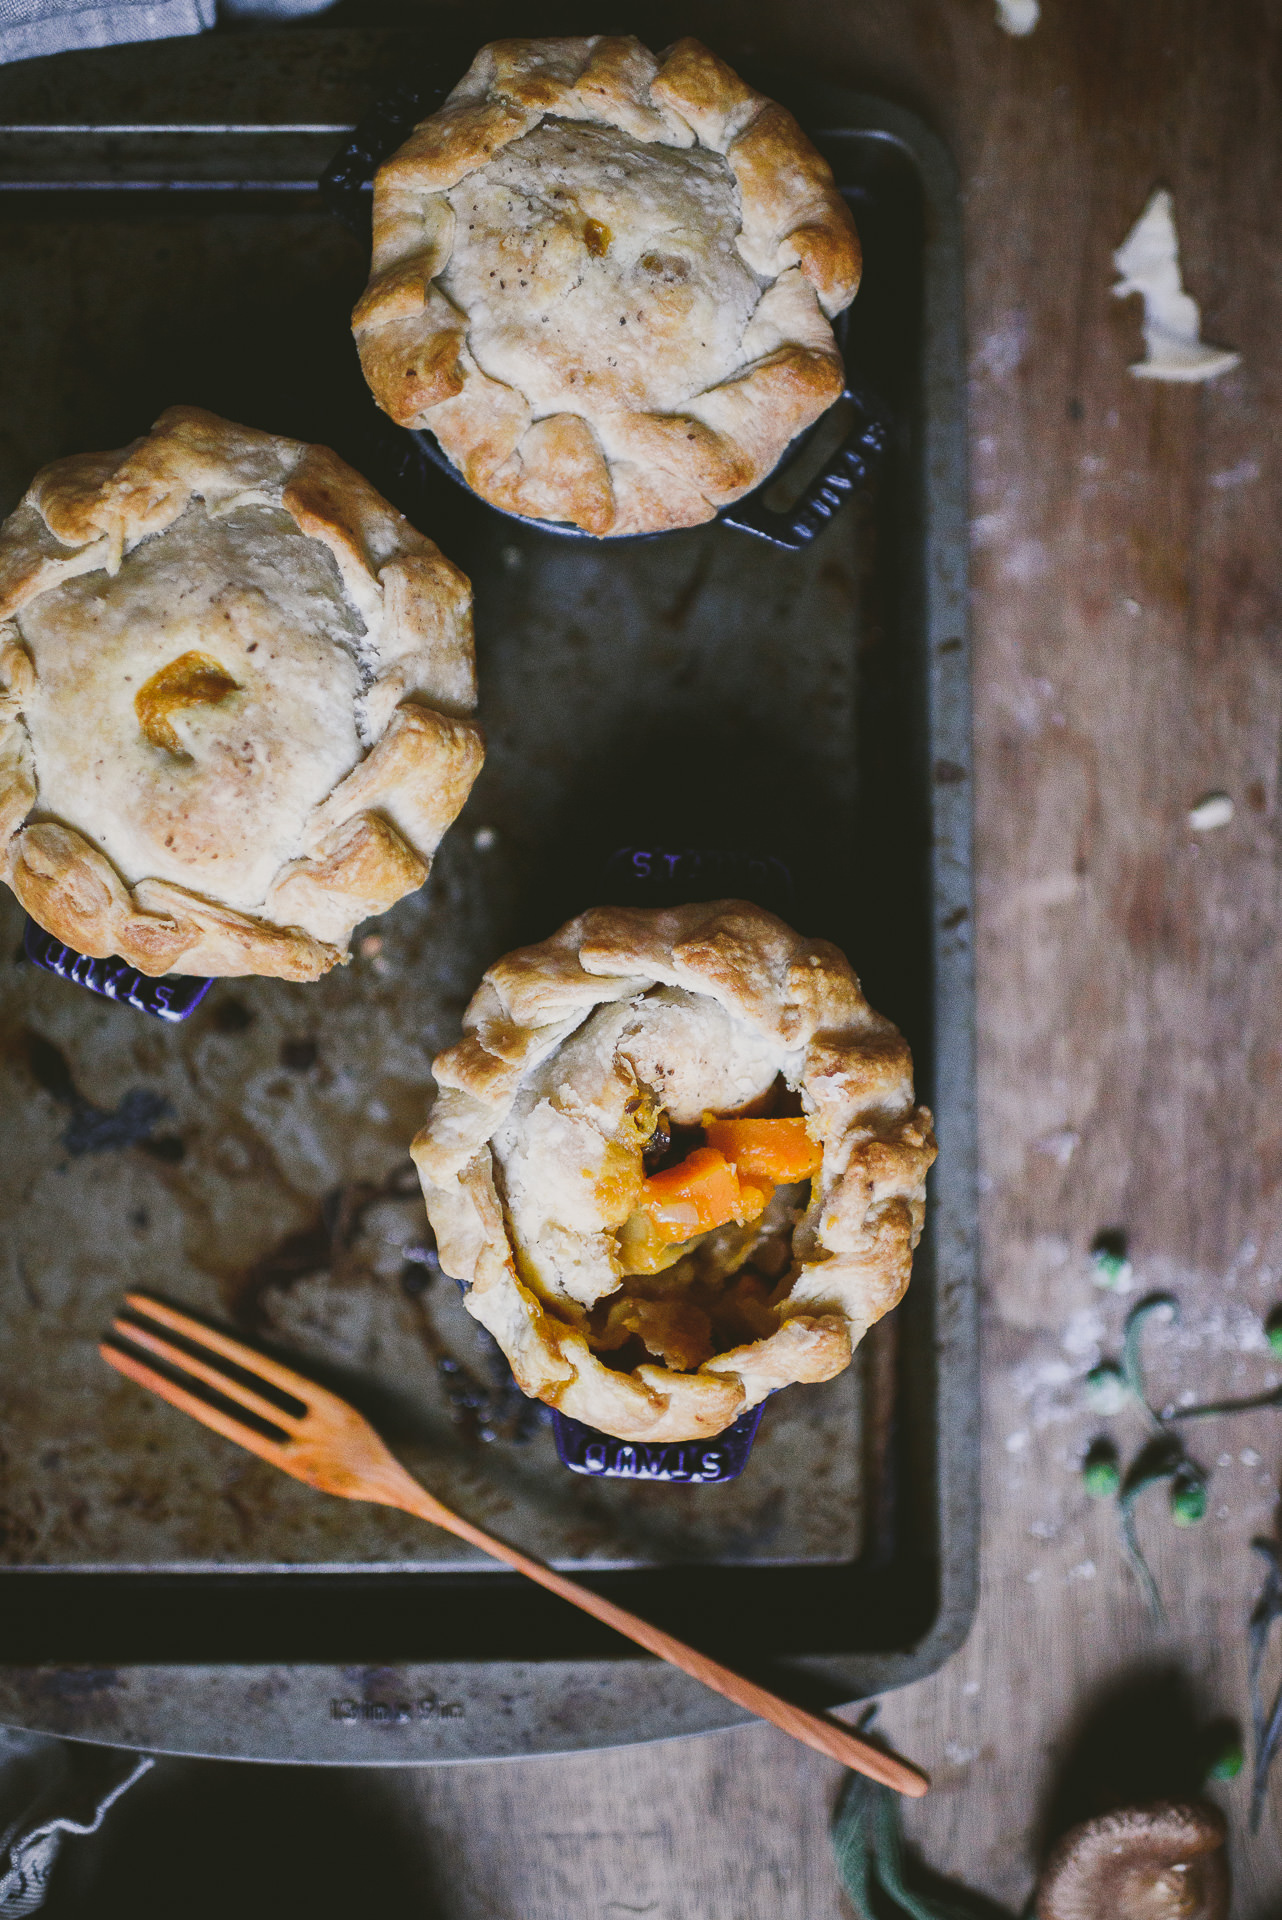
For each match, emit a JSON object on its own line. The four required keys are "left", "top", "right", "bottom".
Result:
{"left": 353, "top": 36, "right": 862, "bottom": 538}
{"left": 0, "top": 405, "right": 483, "bottom": 979}
{"left": 412, "top": 901, "right": 935, "bottom": 1442}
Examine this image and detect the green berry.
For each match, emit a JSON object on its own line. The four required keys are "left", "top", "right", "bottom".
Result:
{"left": 1206, "top": 1739, "right": 1243, "bottom": 1781}
{"left": 1084, "top": 1362, "right": 1130, "bottom": 1415}
{"left": 1083, "top": 1444, "right": 1121, "bottom": 1498}
{"left": 1091, "top": 1248, "right": 1133, "bottom": 1292}
{"left": 1265, "top": 1306, "right": 1282, "bottom": 1355}
{"left": 1170, "top": 1473, "right": 1208, "bottom": 1527}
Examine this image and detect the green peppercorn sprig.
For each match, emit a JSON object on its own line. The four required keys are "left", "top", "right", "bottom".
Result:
{"left": 1081, "top": 1292, "right": 1209, "bottom": 1621}
{"left": 1081, "top": 1269, "right": 1282, "bottom": 1620}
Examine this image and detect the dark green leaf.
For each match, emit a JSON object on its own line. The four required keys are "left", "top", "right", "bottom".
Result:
{"left": 1249, "top": 1539, "right": 1282, "bottom": 1831}
{"left": 831, "top": 1771, "right": 1018, "bottom": 1919}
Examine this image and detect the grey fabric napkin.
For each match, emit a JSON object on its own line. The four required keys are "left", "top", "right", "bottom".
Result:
{"left": 0, "top": 1732, "right": 152, "bottom": 1917}
{"left": 0, "top": 0, "right": 331, "bottom": 68}
{"left": 0, "top": 0, "right": 214, "bottom": 67}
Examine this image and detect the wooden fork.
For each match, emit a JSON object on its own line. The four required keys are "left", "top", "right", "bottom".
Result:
{"left": 101, "top": 1291, "right": 927, "bottom": 1797}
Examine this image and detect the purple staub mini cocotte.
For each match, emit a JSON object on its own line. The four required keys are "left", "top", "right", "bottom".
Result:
{"left": 23, "top": 918, "right": 213, "bottom": 1023}
{"left": 540, "top": 844, "right": 795, "bottom": 1484}
{"left": 551, "top": 1402, "right": 768, "bottom": 1485}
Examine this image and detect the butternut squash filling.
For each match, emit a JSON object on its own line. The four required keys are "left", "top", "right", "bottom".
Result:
{"left": 587, "top": 1107, "right": 823, "bottom": 1377}
{"left": 135, "top": 650, "right": 241, "bottom": 758}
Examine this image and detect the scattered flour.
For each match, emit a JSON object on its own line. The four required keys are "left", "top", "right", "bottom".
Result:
{"left": 974, "top": 309, "right": 1029, "bottom": 378}
{"left": 1033, "top": 1128, "right": 1080, "bottom": 1167}
{"left": 1010, "top": 1308, "right": 1106, "bottom": 1433}
{"left": 1208, "top": 459, "right": 1260, "bottom": 491}
{"left": 1189, "top": 792, "right": 1234, "bottom": 832}
{"left": 996, "top": 0, "right": 1040, "bottom": 34}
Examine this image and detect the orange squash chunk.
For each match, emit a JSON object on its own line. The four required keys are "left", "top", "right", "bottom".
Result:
{"left": 638, "top": 1147, "right": 746, "bottom": 1244}
{"left": 703, "top": 1117, "right": 822, "bottom": 1184}
{"left": 136, "top": 651, "right": 240, "bottom": 757}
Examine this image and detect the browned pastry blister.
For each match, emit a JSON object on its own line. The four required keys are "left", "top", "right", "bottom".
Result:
{"left": 354, "top": 36, "right": 862, "bottom": 538}
{"left": 0, "top": 405, "right": 483, "bottom": 978}
{"left": 412, "top": 902, "right": 935, "bottom": 1442}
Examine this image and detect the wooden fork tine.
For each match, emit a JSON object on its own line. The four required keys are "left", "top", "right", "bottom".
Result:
{"left": 99, "top": 1342, "right": 291, "bottom": 1471}
{"left": 122, "top": 1293, "right": 316, "bottom": 1404}
{"left": 110, "top": 1317, "right": 303, "bottom": 1434}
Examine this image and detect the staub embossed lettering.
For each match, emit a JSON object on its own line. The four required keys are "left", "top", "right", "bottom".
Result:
{"left": 329, "top": 1695, "right": 465, "bottom": 1724}
{"left": 602, "top": 845, "right": 794, "bottom": 916}
{"left": 552, "top": 1403, "right": 767, "bottom": 1483}
{"left": 23, "top": 918, "right": 213, "bottom": 1022}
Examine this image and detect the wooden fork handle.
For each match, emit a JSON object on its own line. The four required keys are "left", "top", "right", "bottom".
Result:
{"left": 395, "top": 1485, "right": 927, "bottom": 1796}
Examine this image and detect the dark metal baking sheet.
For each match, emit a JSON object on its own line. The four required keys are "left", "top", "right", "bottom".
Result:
{"left": 0, "top": 29, "right": 976, "bottom": 1761}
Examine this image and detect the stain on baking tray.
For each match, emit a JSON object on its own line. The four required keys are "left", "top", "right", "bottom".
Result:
{"left": 37, "top": 1666, "right": 121, "bottom": 1698}
{"left": 404, "top": 1266, "right": 546, "bottom": 1447}
{"left": 17, "top": 1027, "right": 182, "bottom": 1160}
{"left": 0, "top": 1495, "right": 39, "bottom": 1561}
{"left": 206, "top": 994, "right": 255, "bottom": 1034}
{"left": 280, "top": 1036, "right": 319, "bottom": 1072}
{"left": 229, "top": 1169, "right": 416, "bottom": 1324}
{"left": 229, "top": 1162, "right": 542, "bottom": 1448}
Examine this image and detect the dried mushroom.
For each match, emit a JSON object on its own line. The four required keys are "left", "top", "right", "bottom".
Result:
{"left": 1036, "top": 1802, "right": 1228, "bottom": 1920}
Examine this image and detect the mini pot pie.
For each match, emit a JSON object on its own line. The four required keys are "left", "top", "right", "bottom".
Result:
{"left": 0, "top": 406, "right": 483, "bottom": 980}
{"left": 353, "top": 36, "right": 862, "bottom": 537}
{"left": 412, "top": 902, "right": 936, "bottom": 1442}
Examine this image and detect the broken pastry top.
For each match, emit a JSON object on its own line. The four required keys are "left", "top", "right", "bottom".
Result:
{"left": 0, "top": 406, "right": 484, "bottom": 980}
{"left": 412, "top": 901, "right": 935, "bottom": 1443}
{"left": 353, "top": 35, "right": 861, "bottom": 538}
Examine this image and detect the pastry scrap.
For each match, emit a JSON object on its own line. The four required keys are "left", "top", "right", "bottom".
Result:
{"left": 354, "top": 36, "right": 862, "bottom": 537}
{"left": 412, "top": 902, "right": 935, "bottom": 1442}
{"left": 0, "top": 406, "right": 483, "bottom": 979}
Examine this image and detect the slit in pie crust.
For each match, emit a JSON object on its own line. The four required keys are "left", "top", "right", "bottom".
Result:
{"left": 353, "top": 36, "right": 862, "bottom": 538}
{"left": 412, "top": 902, "right": 936, "bottom": 1442}
{"left": 0, "top": 406, "right": 483, "bottom": 979}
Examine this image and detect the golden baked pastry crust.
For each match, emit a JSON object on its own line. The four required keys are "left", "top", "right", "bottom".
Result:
{"left": 0, "top": 406, "right": 483, "bottom": 979}
{"left": 412, "top": 902, "right": 935, "bottom": 1442}
{"left": 354, "top": 36, "right": 861, "bottom": 538}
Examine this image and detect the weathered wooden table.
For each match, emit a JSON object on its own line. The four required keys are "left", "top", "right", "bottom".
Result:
{"left": 362, "top": 3, "right": 1279, "bottom": 1912}
{"left": 13, "top": 1, "right": 1282, "bottom": 1913}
